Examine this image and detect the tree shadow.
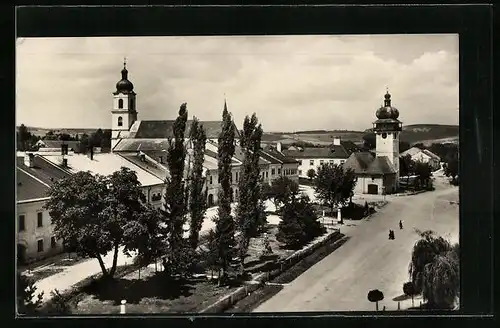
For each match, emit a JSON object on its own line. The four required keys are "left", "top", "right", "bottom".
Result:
{"left": 392, "top": 294, "right": 412, "bottom": 302}
{"left": 81, "top": 273, "right": 200, "bottom": 305}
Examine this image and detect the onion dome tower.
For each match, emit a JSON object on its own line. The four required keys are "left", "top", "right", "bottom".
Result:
{"left": 373, "top": 89, "right": 403, "bottom": 181}
{"left": 111, "top": 58, "right": 138, "bottom": 150}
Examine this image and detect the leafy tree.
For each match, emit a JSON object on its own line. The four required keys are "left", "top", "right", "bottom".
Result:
{"left": 399, "top": 141, "right": 411, "bottom": 153}
{"left": 362, "top": 133, "right": 376, "bottom": 150}
{"left": 236, "top": 113, "right": 267, "bottom": 273}
{"left": 403, "top": 281, "right": 417, "bottom": 307}
{"left": 408, "top": 230, "right": 452, "bottom": 295}
{"left": 188, "top": 118, "right": 208, "bottom": 250}
{"left": 123, "top": 204, "right": 164, "bottom": 276}
{"left": 45, "top": 168, "right": 147, "bottom": 278}
{"left": 213, "top": 101, "right": 237, "bottom": 285}
{"left": 422, "top": 248, "right": 459, "bottom": 309}
{"left": 264, "top": 176, "right": 300, "bottom": 213}
{"left": 204, "top": 229, "right": 220, "bottom": 280}
{"left": 44, "top": 130, "right": 58, "bottom": 140}
{"left": 399, "top": 154, "right": 416, "bottom": 177}
{"left": 367, "top": 289, "right": 384, "bottom": 311}
{"left": 162, "top": 103, "right": 189, "bottom": 275}
{"left": 17, "top": 272, "right": 44, "bottom": 315}
{"left": 414, "top": 161, "right": 433, "bottom": 189}
{"left": 17, "top": 124, "right": 31, "bottom": 151}
{"left": 276, "top": 198, "right": 306, "bottom": 249}
{"left": 313, "top": 163, "right": 356, "bottom": 220}
{"left": 295, "top": 194, "right": 325, "bottom": 240}
{"left": 79, "top": 133, "right": 90, "bottom": 153}
{"left": 444, "top": 156, "right": 459, "bottom": 182}
{"left": 307, "top": 168, "right": 316, "bottom": 180}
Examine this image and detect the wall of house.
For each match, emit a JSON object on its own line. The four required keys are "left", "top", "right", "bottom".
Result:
{"left": 204, "top": 166, "right": 241, "bottom": 207}
{"left": 142, "top": 184, "right": 165, "bottom": 209}
{"left": 282, "top": 163, "right": 300, "bottom": 183}
{"left": 266, "top": 164, "right": 282, "bottom": 184}
{"left": 354, "top": 174, "right": 397, "bottom": 195}
{"left": 17, "top": 199, "right": 63, "bottom": 264}
{"left": 296, "top": 157, "right": 346, "bottom": 178}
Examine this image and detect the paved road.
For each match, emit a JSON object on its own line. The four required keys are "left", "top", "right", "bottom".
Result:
{"left": 254, "top": 175, "right": 459, "bottom": 312}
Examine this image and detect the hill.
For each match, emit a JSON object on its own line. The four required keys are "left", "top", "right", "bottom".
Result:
{"left": 16, "top": 126, "right": 106, "bottom": 137}
{"left": 262, "top": 124, "right": 458, "bottom": 146}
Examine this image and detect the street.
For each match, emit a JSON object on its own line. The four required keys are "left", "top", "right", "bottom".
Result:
{"left": 254, "top": 174, "right": 459, "bottom": 312}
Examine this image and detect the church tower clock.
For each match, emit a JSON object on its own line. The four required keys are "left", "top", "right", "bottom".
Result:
{"left": 373, "top": 90, "right": 403, "bottom": 183}
{"left": 111, "top": 59, "right": 137, "bottom": 150}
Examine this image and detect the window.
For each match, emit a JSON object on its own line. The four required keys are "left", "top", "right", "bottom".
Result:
{"left": 236, "top": 172, "right": 239, "bottom": 182}
{"left": 37, "top": 212, "right": 43, "bottom": 227}
{"left": 340, "top": 160, "right": 345, "bottom": 164}
{"left": 299, "top": 160, "right": 303, "bottom": 166}
{"left": 320, "top": 160, "right": 324, "bottom": 165}
{"left": 51, "top": 237, "right": 56, "bottom": 249}
{"left": 271, "top": 168, "right": 275, "bottom": 175}
{"left": 18, "top": 215, "right": 25, "bottom": 232}
{"left": 118, "top": 116, "right": 123, "bottom": 127}
{"left": 37, "top": 239, "right": 44, "bottom": 253}
{"left": 278, "top": 168, "right": 281, "bottom": 175}
{"left": 118, "top": 98, "right": 124, "bottom": 109}
{"left": 298, "top": 170, "right": 302, "bottom": 175}
{"left": 230, "top": 173, "right": 233, "bottom": 183}
{"left": 309, "top": 160, "right": 314, "bottom": 166}
{"left": 265, "top": 172, "right": 268, "bottom": 178}
{"left": 209, "top": 175, "right": 213, "bottom": 185}
{"left": 329, "top": 160, "right": 334, "bottom": 164}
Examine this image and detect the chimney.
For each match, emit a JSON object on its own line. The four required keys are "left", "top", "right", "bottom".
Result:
{"left": 24, "top": 152, "right": 35, "bottom": 168}
{"left": 276, "top": 142, "right": 282, "bottom": 153}
{"left": 333, "top": 137, "right": 341, "bottom": 146}
{"left": 62, "top": 158, "right": 68, "bottom": 167}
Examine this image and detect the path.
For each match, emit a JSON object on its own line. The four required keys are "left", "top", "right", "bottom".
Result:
{"left": 254, "top": 175, "right": 459, "bottom": 312}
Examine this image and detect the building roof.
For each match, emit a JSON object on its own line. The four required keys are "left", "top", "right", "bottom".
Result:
{"left": 260, "top": 148, "right": 299, "bottom": 164}
{"left": 258, "top": 150, "right": 282, "bottom": 164}
{"left": 16, "top": 155, "right": 72, "bottom": 186}
{"left": 282, "top": 145, "right": 350, "bottom": 159}
{"left": 342, "top": 152, "right": 396, "bottom": 176}
{"left": 117, "top": 152, "right": 169, "bottom": 181}
{"left": 340, "top": 140, "right": 361, "bottom": 155}
{"left": 422, "top": 149, "right": 441, "bottom": 161}
{"left": 128, "top": 120, "right": 241, "bottom": 139}
{"left": 16, "top": 168, "right": 50, "bottom": 201}
{"left": 37, "top": 140, "right": 81, "bottom": 152}
{"left": 202, "top": 148, "right": 241, "bottom": 165}
{"left": 113, "top": 138, "right": 173, "bottom": 152}
{"left": 400, "top": 147, "right": 422, "bottom": 157}
{"left": 40, "top": 153, "right": 164, "bottom": 187}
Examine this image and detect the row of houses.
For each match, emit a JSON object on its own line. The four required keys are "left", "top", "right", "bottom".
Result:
{"left": 16, "top": 136, "right": 301, "bottom": 264}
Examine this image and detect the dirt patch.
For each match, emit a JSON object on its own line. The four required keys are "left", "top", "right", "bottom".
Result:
{"left": 72, "top": 266, "right": 238, "bottom": 314}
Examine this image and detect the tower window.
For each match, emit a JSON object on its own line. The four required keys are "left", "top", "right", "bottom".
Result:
{"left": 382, "top": 133, "right": 387, "bottom": 139}
{"left": 118, "top": 98, "right": 124, "bottom": 109}
{"left": 118, "top": 116, "right": 123, "bottom": 127}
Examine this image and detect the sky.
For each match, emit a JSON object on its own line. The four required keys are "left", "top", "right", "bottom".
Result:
{"left": 16, "top": 35, "right": 459, "bottom": 132}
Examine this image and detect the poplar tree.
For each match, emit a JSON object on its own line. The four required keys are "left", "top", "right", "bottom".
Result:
{"left": 188, "top": 118, "right": 208, "bottom": 250}
{"left": 162, "top": 103, "right": 189, "bottom": 274}
{"left": 236, "top": 113, "right": 267, "bottom": 272}
{"left": 213, "top": 101, "right": 236, "bottom": 285}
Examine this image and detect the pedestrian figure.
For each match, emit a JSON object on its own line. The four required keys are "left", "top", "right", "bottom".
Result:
{"left": 391, "top": 230, "right": 395, "bottom": 240}
{"left": 389, "top": 230, "right": 392, "bottom": 239}
{"left": 399, "top": 220, "right": 403, "bottom": 229}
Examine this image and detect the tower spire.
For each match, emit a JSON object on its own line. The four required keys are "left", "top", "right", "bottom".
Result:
{"left": 124, "top": 57, "right": 127, "bottom": 69}
{"left": 384, "top": 87, "right": 391, "bottom": 107}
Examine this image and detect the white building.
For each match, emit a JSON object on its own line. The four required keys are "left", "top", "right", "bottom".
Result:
{"left": 401, "top": 147, "right": 441, "bottom": 171}
{"left": 343, "top": 91, "right": 401, "bottom": 195}
{"left": 282, "top": 138, "right": 350, "bottom": 179}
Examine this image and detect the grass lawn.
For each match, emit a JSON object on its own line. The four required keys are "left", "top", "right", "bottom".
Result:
{"left": 71, "top": 266, "right": 239, "bottom": 314}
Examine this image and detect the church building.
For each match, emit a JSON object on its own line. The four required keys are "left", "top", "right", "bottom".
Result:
{"left": 343, "top": 91, "right": 402, "bottom": 195}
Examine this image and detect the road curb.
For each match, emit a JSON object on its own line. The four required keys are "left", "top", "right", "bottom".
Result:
{"left": 199, "top": 231, "right": 347, "bottom": 314}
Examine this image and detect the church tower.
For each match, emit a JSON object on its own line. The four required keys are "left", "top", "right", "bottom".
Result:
{"left": 111, "top": 59, "right": 137, "bottom": 150}
{"left": 373, "top": 90, "right": 403, "bottom": 182}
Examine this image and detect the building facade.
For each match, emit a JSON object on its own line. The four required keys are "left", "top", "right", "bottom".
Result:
{"left": 400, "top": 147, "right": 441, "bottom": 171}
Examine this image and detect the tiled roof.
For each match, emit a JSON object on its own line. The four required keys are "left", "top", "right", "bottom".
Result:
{"left": 129, "top": 120, "right": 241, "bottom": 139}
{"left": 203, "top": 148, "right": 241, "bottom": 165}
{"left": 16, "top": 155, "right": 72, "bottom": 186}
{"left": 282, "top": 145, "right": 350, "bottom": 159}
{"left": 342, "top": 152, "right": 396, "bottom": 176}
{"left": 113, "top": 138, "right": 173, "bottom": 152}
{"left": 340, "top": 140, "right": 361, "bottom": 155}
{"left": 260, "top": 149, "right": 299, "bottom": 164}
{"left": 16, "top": 168, "right": 50, "bottom": 201}
{"left": 258, "top": 151, "right": 282, "bottom": 164}
{"left": 41, "top": 153, "right": 164, "bottom": 187}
